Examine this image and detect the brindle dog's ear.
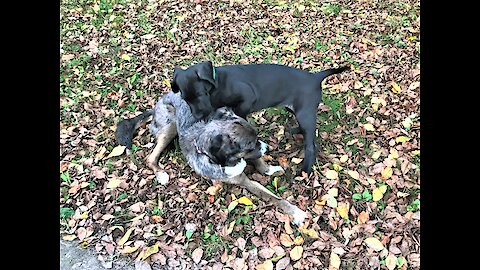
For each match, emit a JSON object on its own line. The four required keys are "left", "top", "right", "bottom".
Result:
{"left": 208, "top": 134, "right": 226, "bottom": 165}
{"left": 195, "top": 61, "right": 217, "bottom": 88}
{"left": 171, "top": 67, "right": 182, "bottom": 93}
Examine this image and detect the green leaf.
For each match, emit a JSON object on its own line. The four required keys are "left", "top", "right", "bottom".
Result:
{"left": 203, "top": 232, "right": 211, "bottom": 239}
{"left": 352, "top": 193, "right": 362, "bottom": 200}
{"left": 60, "top": 207, "right": 74, "bottom": 219}
{"left": 362, "top": 190, "right": 373, "bottom": 201}
{"left": 186, "top": 229, "right": 194, "bottom": 239}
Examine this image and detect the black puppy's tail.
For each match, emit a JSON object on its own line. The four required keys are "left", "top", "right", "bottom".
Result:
{"left": 115, "top": 110, "right": 153, "bottom": 149}
{"left": 314, "top": 66, "right": 349, "bottom": 83}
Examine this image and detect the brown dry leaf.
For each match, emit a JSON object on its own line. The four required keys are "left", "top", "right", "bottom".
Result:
{"left": 62, "top": 54, "right": 75, "bottom": 61}
{"left": 191, "top": 247, "right": 203, "bottom": 264}
{"left": 357, "top": 211, "right": 369, "bottom": 224}
{"left": 278, "top": 155, "right": 288, "bottom": 167}
{"left": 206, "top": 182, "right": 223, "bottom": 195}
{"left": 279, "top": 233, "right": 294, "bottom": 247}
{"left": 289, "top": 246, "right": 303, "bottom": 261}
{"left": 293, "top": 236, "right": 304, "bottom": 245}
{"left": 95, "top": 146, "right": 107, "bottom": 161}
{"left": 329, "top": 251, "right": 341, "bottom": 270}
{"left": 258, "top": 247, "right": 275, "bottom": 259}
{"left": 363, "top": 123, "right": 375, "bottom": 131}
{"left": 255, "top": 260, "right": 273, "bottom": 270}
{"left": 275, "top": 257, "right": 290, "bottom": 270}
{"left": 291, "top": 157, "right": 303, "bottom": 164}
{"left": 364, "top": 237, "right": 384, "bottom": 251}
{"left": 386, "top": 253, "right": 398, "bottom": 270}
{"left": 284, "top": 219, "right": 293, "bottom": 234}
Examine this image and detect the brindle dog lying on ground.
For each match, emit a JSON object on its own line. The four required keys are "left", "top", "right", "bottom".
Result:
{"left": 115, "top": 91, "right": 307, "bottom": 225}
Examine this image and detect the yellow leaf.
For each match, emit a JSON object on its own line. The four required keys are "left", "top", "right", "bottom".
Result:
{"left": 364, "top": 237, "right": 384, "bottom": 251}
{"left": 339, "top": 155, "right": 348, "bottom": 163}
{"left": 122, "top": 245, "right": 140, "bottom": 254}
{"left": 329, "top": 251, "right": 341, "bottom": 269}
{"left": 389, "top": 148, "right": 399, "bottom": 159}
{"left": 227, "top": 200, "right": 239, "bottom": 212}
{"left": 291, "top": 157, "right": 303, "bottom": 164}
{"left": 411, "top": 150, "right": 420, "bottom": 156}
{"left": 237, "top": 196, "right": 253, "bottom": 206}
{"left": 347, "top": 170, "right": 360, "bottom": 180}
{"left": 372, "top": 186, "right": 387, "bottom": 202}
{"left": 141, "top": 243, "right": 159, "bottom": 260}
{"left": 121, "top": 54, "right": 131, "bottom": 61}
{"left": 386, "top": 253, "right": 398, "bottom": 270}
{"left": 336, "top": 202, "right": 350, "bottom": 219}
{"left": 332, "top": 164, "right": 342, "bottom": 171}
{"left": 279, "top": 233, "right": 294, "bottom": 247}
{"left": 106, "top": 145, "right": 126, "bottom": 159}
{"left": 162, "top": 79, "right": 171, "bottom": 88}
{"left": 289, "top": 246, "right": 303, "bottom": 261}
{"left": 293, "top": 236, "right": 304, "bottom": 245}
{"left": 372, "top": 150, "right": 382, "bottom": 160}
{"left": 117, "top": 228, "right": 134, "bottom": 246}
{"left": 395, "top": 136, "right": 410, "bottom": 143}
{"left": 357, "top": 211, "right": 369, "bottom": 224}
{"left": 298, "top": 227, "right": 319, "bottom": 239}
{"left": 381, "top": 167, "right": 393, "bottom": 180}
{"left": 327, "top": 188, "right": 338, "bottom": 197}
{"left": 107, "top": 178, "right": 122, "bottom": 189}
{"left": 363, "top": 123, "right": 375, "bottom": 131}
{"left": 63, "top": 234, "right": 76, "bottom": 241}
{"left": 255, "top": 260, "right": 273, "bottom": 270}
{"left": 325, "top": 170, "right": 338, "bottom": 179}
{"left": 79, "top": 211, "right": 89, "bottom": 219}
{"left": 391, "top": 82, "right": 401, "bottom": 93}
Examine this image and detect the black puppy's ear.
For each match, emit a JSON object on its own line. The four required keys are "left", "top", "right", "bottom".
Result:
{"left": 195, "top": 61, "right": 217, "bottom": 87}
{"left": 171, "top": 67, "right": 182, "bottom": 93}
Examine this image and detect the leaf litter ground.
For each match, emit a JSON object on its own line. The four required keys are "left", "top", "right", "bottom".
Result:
{"left": 60, "top": 0, "right": 420, "bottom": 269}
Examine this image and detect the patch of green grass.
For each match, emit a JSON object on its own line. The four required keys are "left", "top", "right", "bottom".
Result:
{"left": 200, "top": 232, "right": 228, "bottom": 259}
{"left": 407, "top": 198, "right": 420, "bottom": 212}
{"left": 320, "top": 3, "right": 341, "bottom": 16}
{"left": 61, "top": 172, "right": 71, "bottom": 184}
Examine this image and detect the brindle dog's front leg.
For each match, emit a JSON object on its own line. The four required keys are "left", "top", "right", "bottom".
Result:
{"left": 222, "top": 173, "right": 306, "bottom": 225}
{"left": 146, "top": 122, "right": 177, "bottom": 184}
{"left": 252, "top": 158, "right": 285, "bottom": 176}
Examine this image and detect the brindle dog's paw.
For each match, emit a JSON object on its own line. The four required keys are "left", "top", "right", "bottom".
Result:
{"left": 265, "top": 165, "right": 285, "bottom": 176}
{"left": 225, "top": 159, "right": 247, "bottom": 178}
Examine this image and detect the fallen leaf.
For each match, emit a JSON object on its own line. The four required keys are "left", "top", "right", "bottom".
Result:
{"left": 255, "top": 260, "right": 273, "bottom": 270}
{"left": 293, "top": 236, "right": 304, "bottom": 245}
{"left": 298, "top": 227, "right": 319, "bottom": 239}
{"left": 381, "top": 167, "right": 393, "bottom": 180}
{"left": 357, "top": 211, "right": 369, "bottom": 224}
{"left": 191, "top": 247, "right": 203, "bottom": 264}
{"left": 279, "top": 233, "right": 294, "bottom": 247}
{"left": 95, "top": 146, "right": 107, "bottom": 161}
{"left": 389, "top": 148, "right": 399, "bottom": 159}
{"left": 340, "top": 155, "right": 348, "bottom": 163}
{"left": 336, "top": 202, "right": 350, "bottom": 219}
{"left": 364, "top": 123, "right": 375, "bottom": 131}
{"left": 134, "top": 260, "right": 151, "bottom": 270}
{"left": 275, "top": 257, "right": 290, "bottom": 270}
{"left": 107, "top": 178, "right": 122, "bottom": 189}
{"left": 291, "top": 157, "right": 303, "bottom": 164}
{"left": 63, "top": 234, "right": 76, "bottom": 241}
{"left": 62, "top": 54, "right": 75, "bottom": 61}
{"left": 364, "top": 237, "right": 384, "bottom": 251}
{"left": 117, "top": 228, "right": 134, "bottom": 246}
{"left": 372, "top": 150, "right": 382, "bottom": 160}
{"left": 395, "top": 136, "right": 410, "bottom": 143}
{"left": 258, "top": 247, "right": 275, "bottom": 259}
{"left": 141, "top": 243, "right": 159, "bottom": 260}
{"left": 386, "top": 253, "right": 397, "bottom": 270}
{"left": 329, "top": 251, "right": 341, "bottom": 270}
{"left": 142, "top": 34, "right": 156, "bottom": 39}
{"left": 237, "top": 196, "right": 253, "bottom": 205}
{"left": 121, "top": 54, "right": 131, "bottom": 61}
{"left": 289, "top": 246, "right": 303, "bottom": 261}
{"left": 326, "top": 195, "right": 338, "bottom": 208}
{"left": 391, "top": 82, "right": 401, "bottom": 93}
{"left": 372, "top": 185, "right": 387, "bottom": 202}
{"left": 347, "top": 170, "right": 360, "bottom": 180}
{"left": 328, "top": 188, "right": 338, "bottom": 197}
{"left": 228, "top": 200, "right": 239, "bottom": 212}
{"left": 106, "top": 145, "right": 126, "bottom": 158}
{"left": 325, "top": 170, "right": 338, "bottom": 179}
{"left": 122, "top": 245, "right": 140, "bottom": 254}
{"left": 206, "top": 182, "right": 222, "bottom": 195}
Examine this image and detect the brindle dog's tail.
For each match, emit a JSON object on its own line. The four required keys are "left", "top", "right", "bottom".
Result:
{"left": 314, "top": 66, "right": 349, "bottom": 84}
{"left": 115, "top": 110, "right": 154, "bottom": 149}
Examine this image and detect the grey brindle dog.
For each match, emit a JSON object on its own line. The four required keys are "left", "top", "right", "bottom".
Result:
{"left": 115, "top": 91, "right": 307, "bottom": 225}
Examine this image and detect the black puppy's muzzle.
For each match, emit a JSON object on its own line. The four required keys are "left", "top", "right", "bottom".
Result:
{"left": 191, "top": 98, "right": 214, "bottom": 120}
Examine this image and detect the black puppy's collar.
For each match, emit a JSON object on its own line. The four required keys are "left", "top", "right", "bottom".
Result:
{"left": 212, "top": 66, "right": 216, "bottom": 80}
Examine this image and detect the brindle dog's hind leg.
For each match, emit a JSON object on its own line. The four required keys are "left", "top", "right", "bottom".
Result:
{"left": 146, "top": 122, "right": 178, "bottom": 184}
{"left": 222, "top": 173, "right": 306, "bottom": 225}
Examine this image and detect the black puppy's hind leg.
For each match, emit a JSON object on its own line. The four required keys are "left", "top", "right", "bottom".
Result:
{"left": 295, "top": 109, "right": 318, "bottom": 175}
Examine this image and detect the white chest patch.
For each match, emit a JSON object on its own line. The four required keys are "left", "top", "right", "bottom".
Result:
{"left": 259, "top": 140, "right": 268, "bottom": 155}
{"left": 225, "top": 158, "right": 246, "bottom": 178}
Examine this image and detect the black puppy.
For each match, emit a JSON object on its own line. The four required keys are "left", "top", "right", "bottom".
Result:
{"left": 171, "top": 61, "right": 349, "bottom": 175}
